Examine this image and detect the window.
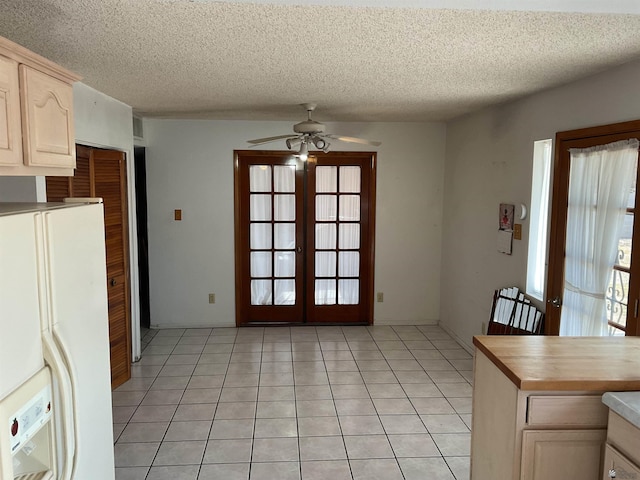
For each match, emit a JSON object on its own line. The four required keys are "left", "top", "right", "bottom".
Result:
{"left": 526, "top": 139, "right": 552, "bottom": 301}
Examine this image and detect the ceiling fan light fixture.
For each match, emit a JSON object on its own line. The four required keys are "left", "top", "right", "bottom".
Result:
{"left": 298, "top": 142, "right": 308, "bottom": 161}
{"left": 322, "top": 142, "right": 331, "bottom": 153}
{"left": 312, "top": 136, "right": 326, "bottom": 149}
{"left": 286, "top": 137, "right": 301, "bottom": 150}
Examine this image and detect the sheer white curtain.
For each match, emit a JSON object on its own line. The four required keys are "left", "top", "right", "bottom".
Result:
{"left": 314, "top": 166, "right": 362, "bottom": 305}
{"left": 249, "top": 165, "right": 297, "bottom": 306}
{"left": 560, "top": 139, "right": 638, "bottom": 336}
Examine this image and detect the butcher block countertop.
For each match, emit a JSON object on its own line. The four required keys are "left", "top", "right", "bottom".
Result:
{"left": 473, "top": 335, "right": 640, "bottom": 391}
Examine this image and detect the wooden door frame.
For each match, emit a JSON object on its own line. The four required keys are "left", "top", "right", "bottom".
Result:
{"left": 546, "top": 120, "right": 640, "bottom": 335}
{"left": 233, "top": 150, "right": 376, "bottom": 326}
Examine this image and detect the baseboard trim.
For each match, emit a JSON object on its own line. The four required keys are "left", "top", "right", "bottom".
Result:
{"left": 150, "top": 322, "right": 237, "bottom": 329}
{"left": 374, "top": 318, "right": 439, "bottom": 326}
{"left": 438, "top": 323, "right": 474, "bottom": 354}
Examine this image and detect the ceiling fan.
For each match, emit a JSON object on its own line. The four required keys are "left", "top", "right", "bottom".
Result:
{"left": 247, "top": 103, "right": 381, "bottom": 159}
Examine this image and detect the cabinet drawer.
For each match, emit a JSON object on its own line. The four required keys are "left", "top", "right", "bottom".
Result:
{"left": 603, "top": 444, "right": 640, "bottom": 480}
{"left": 527, "top": 395, "right": 608, "bottom": 427}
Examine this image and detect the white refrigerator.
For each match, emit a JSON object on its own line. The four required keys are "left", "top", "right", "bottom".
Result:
{"left": 0, "top": 202, "right": 115, "bottom": 480}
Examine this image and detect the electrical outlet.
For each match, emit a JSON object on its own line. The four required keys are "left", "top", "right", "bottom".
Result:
{"left": 376, "top": 292, "right": 384, "bottom": 302}
{"left": 208, "top": 293, "right": 215, "bottom": 304}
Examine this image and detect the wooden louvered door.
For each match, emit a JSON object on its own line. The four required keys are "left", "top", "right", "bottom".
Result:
{"left": 46, "top": 145, "right": 132, "bottom": 389}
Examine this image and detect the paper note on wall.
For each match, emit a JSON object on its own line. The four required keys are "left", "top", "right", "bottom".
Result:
{"left": 497, "top": 230, "right": 513, "bottom": 255}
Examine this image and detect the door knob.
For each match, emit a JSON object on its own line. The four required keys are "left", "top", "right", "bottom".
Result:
{"left": 297, "top": 246, "right": 302, "bottom": 253}
{"left": 548, "top": 296, "right": 562, "bottom": 308}
{"left": 110, "top": 278, "right": 117, "bottom": 287}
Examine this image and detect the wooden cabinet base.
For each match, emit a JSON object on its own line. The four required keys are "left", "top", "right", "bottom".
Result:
{"left": 471, "top": 350, "right": 607, "bottom": 480}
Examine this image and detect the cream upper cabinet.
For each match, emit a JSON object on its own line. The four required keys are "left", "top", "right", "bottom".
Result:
{"left": 0, "top": 55, "right": 22, "bottom": 166}
{"left": 0, "top": 36, "right": 80, "bottom": 176}
{"left": 19, "top": 65, "right": 75, "bottom": 169}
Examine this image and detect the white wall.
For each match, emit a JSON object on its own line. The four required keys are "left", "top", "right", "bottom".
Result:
{"left": 0, "top": 176, "right": 41, "bottom": 201}
{"left": 144, "top": 120, "right": 446, "bottom": 328}
{"left": 440, "top": 58, "right": 640, "bottom": 350}
{"left": 72, "top": 83, "right": 142, "bottom": 358}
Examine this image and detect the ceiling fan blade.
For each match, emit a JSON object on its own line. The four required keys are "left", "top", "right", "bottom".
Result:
{"left": 247, "top": 134, "right": 297, "bottom": 145}
{"left": 325, "top": 135, "right": 381, "bottom": 147}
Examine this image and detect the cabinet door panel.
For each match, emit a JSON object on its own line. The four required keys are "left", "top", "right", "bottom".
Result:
{"left": 521, "top": 429, "right": 606, "bottom": 480}
{"left": 603, "top": 444, "right": 640, "bottom": 480}
{"left": 19, "top": 65, "right": 75, "bottom": 168}
{"left": 0, "top": 55, "right": 22, "bottom": 166}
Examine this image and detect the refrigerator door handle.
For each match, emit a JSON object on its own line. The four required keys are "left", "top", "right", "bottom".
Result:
{"left": 42, "top": 331, "right": 76, "bottom": 480}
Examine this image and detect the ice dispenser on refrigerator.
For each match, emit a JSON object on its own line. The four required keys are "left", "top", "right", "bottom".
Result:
{"left": 0, "top": 367, "right": 56, "bottom": 480}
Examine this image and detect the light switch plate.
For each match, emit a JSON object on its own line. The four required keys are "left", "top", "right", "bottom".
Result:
{"left": 514, "top": 223, "right": 522, "bottom": 240}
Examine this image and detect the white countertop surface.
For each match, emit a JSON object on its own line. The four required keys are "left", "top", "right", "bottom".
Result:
{"left": 602, "top": 391, "right": 640, "bottom": 429}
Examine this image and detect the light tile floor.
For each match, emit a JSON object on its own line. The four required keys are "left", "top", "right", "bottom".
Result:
{"left": 113, "top": 325, "right": 472, "bottom": 480}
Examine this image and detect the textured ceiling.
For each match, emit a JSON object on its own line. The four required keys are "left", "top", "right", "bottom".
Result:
{"left": 1, "top": 1, "right": 640, "bottom": 122}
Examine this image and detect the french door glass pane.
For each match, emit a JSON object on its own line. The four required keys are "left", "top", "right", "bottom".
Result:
{"left": 339, "top": 195, "right": 360, "bottom": 221}
{"left": 340, "top": 166, "right": 361, "bottom": 193}
{"left": 250, "top": 194, "right": 271, "bottom": 221}
{"left": 316, "top": 224, "right": 336, "bottom": 249}
{"left": 274, "top": 223, "right": 295, "bottom": 249}
{"left": 316, "top": 195, "right": 337, "bottom": 221}
{"left": 251, "top": 280, "right": 272, "bottom": 305}
{"left": 275, "top": 194, "right": 296, "bottom": 221}
{"left": 616, "top": 213, "right": 633, "bottom": 269}
{"left": 338, "top": 252, "right": 360, "bottom": 276}
{"left": 316, "top": 166, "right": 337, "bottom": 192}
{"left": 250, "top": 165, "right": 271, "bottom": 192}
{"left": 275, "top": 252, "right": 295, "bottom": 277}
{"left": 339, "top": 224, "right": 360, "bottom": 249}
{"left": 250, "top": 223, "right": 272, "bottom": 249}
{"left": 274, "top": 165, "right": 295, "bottom": 192}
{"left": 315, "top": 252, "right": 337, "bottom": 276}
{"left": 251, "top": 252, "right": 272, "bottom": 277}
{"left": 339, "top": 279, "right": 359, "bottom": 304}
{"left": 606, "top": 269, "right": 629, "bottom": 331}
{"left": 626, "top": 157, "right": 637, "bottom": 208}
{"left": 315, "top": 279, "right": 337, "bottom": 305}
{"left": 275, "top": 280, "right": 295, "bottom": 305}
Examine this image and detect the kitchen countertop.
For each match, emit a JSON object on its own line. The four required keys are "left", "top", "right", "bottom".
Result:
{"left": 602, "top": 391, "right": 640, "bottom": 429}
{"left": 473, "top": 335, "right": 640, "bottom": 391}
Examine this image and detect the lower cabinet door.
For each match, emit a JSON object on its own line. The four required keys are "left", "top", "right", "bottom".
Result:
{"left": 521, "top": 429, "right": 606, "bottom": 480}
{"left": 603, "top": 444, "right": 640, "bottom": 480}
